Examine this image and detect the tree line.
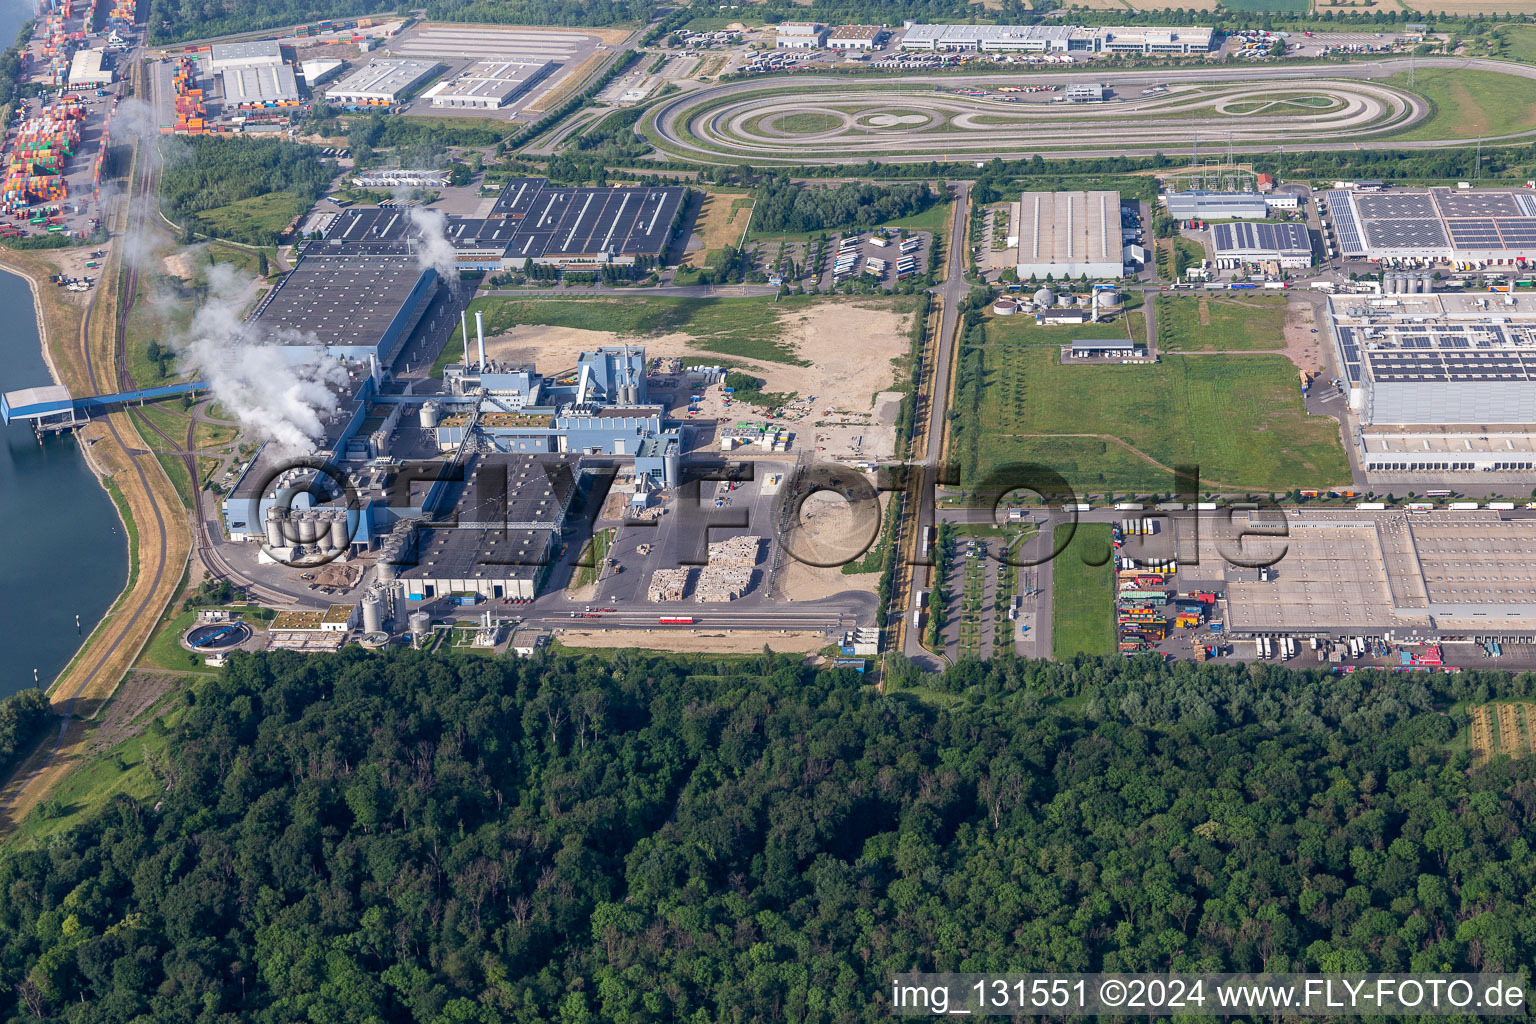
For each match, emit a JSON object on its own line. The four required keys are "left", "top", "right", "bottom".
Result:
{"left": 0, "top": 689, "right": 50, "bottom": 784}
{"left": 158, "top": 137, "right": 333, "bottom": 246}
{"left": 751, "top": 176, "right": 936, "bottom": 234}
{"left": 0, "top": 648, "right": 1532, "bottom": 1022}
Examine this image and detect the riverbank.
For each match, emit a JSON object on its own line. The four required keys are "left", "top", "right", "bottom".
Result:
{"left": 0, "top": 147, "right": 195, "bottom": 832}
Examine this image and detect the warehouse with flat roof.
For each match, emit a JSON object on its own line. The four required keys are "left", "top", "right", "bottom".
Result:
{"left": 219, "top": 63, "right": 300, "bottom": 106}
{"left": 209, "top": 39, "right": 283, "bottom": 72}
{"left": 250, "top": 249, "right": 438, "bottom": 364}
{"left": 827, "top": 25, "right": 887, "bottom": 50}
{"left": 424, "top": 58, "right": 552, "bottom": 108}
{"left": 1016, "top": 190, "right": 1124, "bottom": 279}
{"left": 899, "top": 23, "right": 1211, "bottom": 53}
{"left": 1212, "top": 222, "right": 1312, "bottom": 269}
{"left": 1328, "top": 291, "right": 1536, "bottom": 477}
{"left": 1164, "top": 191, "right": 1270, "bottom": 220}
{"left": 1324, "top": 186, "right": 1536, "bottom": 263}
{"left": 66, "top": 48, "right": 113, "bottom": 89}
{"left": 327, "top": 59, "right": 441, "bottom": 105}
{"left": 776, "top": 22, "right": 828, "bottom": 47}
{"left": 397, "top": 453, "right": 585, "bottom": 601}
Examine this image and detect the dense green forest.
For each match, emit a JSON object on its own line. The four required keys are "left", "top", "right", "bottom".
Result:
{"left": 147, "top": 0, "right": 644, "bottom": 44}
{"left": 0, "top": 649, "right": 1534, "bottom": 1022}
{"left": 158, "top": 137, "right": 332, "bottom": 246}
{"left": 0, "top": 689, "right": 50, "bottom": 782}
{"left": 752, "top": 177, "right": 936, "bottom": 234}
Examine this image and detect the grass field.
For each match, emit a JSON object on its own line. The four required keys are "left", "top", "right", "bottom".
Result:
{"left": 964, "top": 340, "right": 1349, "bottom": 492}
{"left": 1499, "top": 26, "right": 1536, "bottom": 61}
{"left": 1156, "top": 293, "right": 1288, "bottom": 351}
{"left": 778, "top": 111, "right": 840, "bottom": 134}
{"left": 447, "top": 294, "right": 815, "bottom": 366}
{"left": 194, "top": 192, "right": 309, "bottom": 241}
{"left": 1051, "top": 523, "right": 1115, "bottom": 659}
{"left": 1391, "top": 68, "right": 1536, "bottom": 141}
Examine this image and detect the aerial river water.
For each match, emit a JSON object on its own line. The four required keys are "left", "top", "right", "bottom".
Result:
{"left": 0, "top": 267, "right": 129, "bottom": 698}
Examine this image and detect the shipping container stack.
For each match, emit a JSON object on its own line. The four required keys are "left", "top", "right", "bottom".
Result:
{"left": 2, "top": 98, "right": 82, "bottom": 216}
{"left": 169, "top": 56, "right": 205, "bottom": 134}
{"left": 107, "top": 0, "right": 135, "bottom": 37}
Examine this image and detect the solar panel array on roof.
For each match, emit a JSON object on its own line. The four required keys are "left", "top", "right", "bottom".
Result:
{"left": 1335, "top": 324, "right": 1364, "bottom": 385}
{"left": 1431, "top": 187, "right": 1521, "bottom": 219}
{"left": 1354, "top": 192, "right": 1437, "bottom": 219}
{"left": 1362, "top": 218, "right": 1448, "bottom": 249}
{"left": 1333, "top": 187, "right": 1536, "bottom": 257}
{"left": 326, "top": 178, "right": 687, "bottom": 262}
{"left": 1211, "top": 220, "right": 1310, "bottom": 254}
{"left": 1325, "top": 190, "right": 1366, "bottom": 256}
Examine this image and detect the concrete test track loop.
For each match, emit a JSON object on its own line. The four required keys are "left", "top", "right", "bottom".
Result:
{"left": 647, "top": 57, "right": 1536, "bottom": 164}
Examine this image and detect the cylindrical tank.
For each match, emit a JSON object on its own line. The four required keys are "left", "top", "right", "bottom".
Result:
{"left": 362, "top": 590, "right": 385, "bottom": 633}
{"left": 419, "top": 401, "right": 441, "bottom": 429}
{"left": 992, "top": 298, "right": 1017, "bottom": 315}
{"left": 377, "top": 552, "right": 398, "bottom": 581}
{"left": 1057, "top": 293, "right": 1073, "bottom": 307}
{"left": 297, "top": 511, "right": 319, "bottom": 544}
{"left": 1097, "top": 288, "right": 1121, "bottom": 310}
{"left": 409, "top": 610, "right": 432, "bottom": 637}
{"left": 328, "top": 511, "right": 348, "bottom": 550}
{"left": 1033, "top": 287, "right": 1055, "bottom": 307}
{"left": 265, "top": 509, "right": 284, "bottom": 548}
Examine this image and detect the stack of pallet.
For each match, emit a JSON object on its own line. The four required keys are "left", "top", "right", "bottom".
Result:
{"left": 647, "top": 568, "right": 691, "bottom": 602}
{"left": 694, "top": 536, "right": 761, "bottom": 603}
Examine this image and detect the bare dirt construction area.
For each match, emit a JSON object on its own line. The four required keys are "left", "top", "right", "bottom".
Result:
{"left": 684, "top": 190, "right": 754, "bottom": 261}
{"left": 1283, "top": 299, "right": 1326, "bottom": 374}
{"left": 483, "top": 299, "right": 915, "bottom": 455}
{"left": 556, "top": 628, "right": 829, "bottom": 654}
{"left": 776, "top": 490, "right": 889, "bottom": 602}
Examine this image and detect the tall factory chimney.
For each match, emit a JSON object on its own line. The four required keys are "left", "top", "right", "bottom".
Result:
{"left": 475, "top": 310, "right": 486, "bottom": 371}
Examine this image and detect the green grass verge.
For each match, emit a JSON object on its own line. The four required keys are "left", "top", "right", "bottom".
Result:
{"left": 1390, "top": 68, "right": 1536, "bottom": 141}
{"left": 1051, "top": 523, "right": 1115, "bottom": 660}
{"left": 572, "top": 527, "right": 614, "bottom": 589}
{"left": 965, "top": 342, "right": 1350, "bottom": 493}
{"left": 194, "top": 192, "right": 311, "bottom": 241}
{"left": 7, "top": 727, "right": 169, "bottom": 849}
{"left": 1156, "top": 293, "right": 1289, "bottom": 352}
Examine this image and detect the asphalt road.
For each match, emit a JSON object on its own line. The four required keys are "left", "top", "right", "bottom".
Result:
{"left": 902, "top": 181, "right": 970, "bottom": 672}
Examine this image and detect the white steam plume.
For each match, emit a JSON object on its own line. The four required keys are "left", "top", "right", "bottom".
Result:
{"left": 404, "top": 204, "right": 457, "bottom": 281}
{"left": 171, "top": 263, "right": 349, "bottom": 455}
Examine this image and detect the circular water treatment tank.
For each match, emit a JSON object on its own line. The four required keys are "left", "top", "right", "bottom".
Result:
{"left": 1097, "top": 288, "right": 1122, "bottom": 309}
{"left": 1033, "top": 287, "right": 1055, "bottom": 307}
{"left": 359, "top": 631, "right": 391, "bottom": 649}
{"left": 184, "top": 621, "right": 253, "bottom": 650}
{"left": 992, "top": 299, "right": 1017, "bottom": 315}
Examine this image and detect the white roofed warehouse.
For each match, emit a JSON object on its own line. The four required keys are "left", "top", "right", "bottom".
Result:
{"left": 327, "top": 59, "right": 442, "bottom": 106}
{"left": 209, "top": 39, "right": 283, "bottom": 72}
{"left": 425, "top": 59, "right": 553, "bottom": 108}
{"left": 776, "top": 22, "right": 828, "bottom": 48}
{"left": 1016, "top": 191, "right": 1124, "bottom": 280}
